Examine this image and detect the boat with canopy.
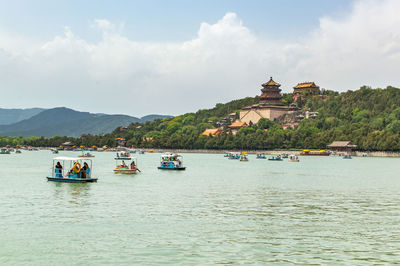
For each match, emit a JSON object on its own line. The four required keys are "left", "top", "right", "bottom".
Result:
{"left": 47, "top": 156, "right": 97, "bottom": 183}
{"left": 114, "top": 157, "right": 140, "bottom": 174}
{"left": 158, "top": 153, "right": 186, "bottom": 170}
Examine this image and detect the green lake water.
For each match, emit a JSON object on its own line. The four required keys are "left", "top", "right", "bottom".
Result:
{"left": 1, "top": 151, "right": 400, "bottom": 264}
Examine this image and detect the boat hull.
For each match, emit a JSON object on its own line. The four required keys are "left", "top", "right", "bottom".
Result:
{"left": 113, "top": 169, "right": 137, "bottom": 174}
{"left": 300, "top": 153, "right": 330, "bottom": 156}
{"left": 47, "top": 177, "right": 97, "bottom": 183}
{"left": 157, "top": 167, "right": 186, "bottom": 170}
{"left": 114, "top": 157, "right": 131, "bottom": 160}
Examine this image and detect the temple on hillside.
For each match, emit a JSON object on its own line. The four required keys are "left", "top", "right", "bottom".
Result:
{"left": 293, "top": 82, "right": 320, "bottom": 102}
{"left": 259, "top": 77, "right": 285, "bottom": 106}
{"left": 239, "top": 76, "right": 297, "bottom": 124}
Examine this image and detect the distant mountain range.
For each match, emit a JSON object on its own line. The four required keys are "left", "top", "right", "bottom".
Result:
{"left": 0, "top": 107, "right": 172, "bottom": 137}
{"left": 0, "top": 108, "right": 45, "bottom": 125}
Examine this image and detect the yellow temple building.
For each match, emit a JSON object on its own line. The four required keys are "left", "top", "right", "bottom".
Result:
{"left": 293, "top": 82, "right": 320, "bottom": 101}
{"left": 239, "top": 77, "right": 297, "bottom": 124}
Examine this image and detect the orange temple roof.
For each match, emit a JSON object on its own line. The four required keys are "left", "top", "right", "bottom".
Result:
{"left": 229, "top": 122, "right": 248, "bottom": 128}
{"left": 262, "top": 77, "right": 280, "bottom": 86}
{"left": 294, "top": 82, "right": 319, "bottom": 89}
{"left": 201, "top": 128, "right": 222, "bottom": 136}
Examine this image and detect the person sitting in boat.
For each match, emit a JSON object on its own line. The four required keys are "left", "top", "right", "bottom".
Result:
{"left": 55, "top": 162, "right": 63, "bottom": 177}
{"left": 130, "top": 161, "right": 136, "bottom": 170}
{"left": 81, "top": 162, "right": 89, "bottom": 178}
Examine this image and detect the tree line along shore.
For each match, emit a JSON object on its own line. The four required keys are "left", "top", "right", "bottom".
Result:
{"left": 1, "top": 85, "right": 400, "bottom": 153}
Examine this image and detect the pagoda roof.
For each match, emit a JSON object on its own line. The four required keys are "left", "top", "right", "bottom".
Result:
{"left": 294, "top": 82, "right": 319, "bottom": 89}
{"left": 262, "top": 77, "right": 280, "bottom": 87}
{"left": 201, "top": 128, "right": 222, "bottom": 136}
{"left": 229, "top": 121, "right": 248, "bottom": 128}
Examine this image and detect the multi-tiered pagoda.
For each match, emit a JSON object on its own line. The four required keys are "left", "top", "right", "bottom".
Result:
{"left": 259, "top": 77, "right": 284, "bottom": 106}
{"left": 239, "top": 76, "right": 297, "bottom": 124}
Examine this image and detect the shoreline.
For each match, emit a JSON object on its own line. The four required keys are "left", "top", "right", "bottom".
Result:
{"left": 140, "top": 149, "right": 400, "bottom": 158}
{"left": 10, "top": 147, "right": 400, "bottom": 157}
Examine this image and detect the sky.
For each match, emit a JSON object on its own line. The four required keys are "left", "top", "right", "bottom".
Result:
{"left": 0, "top": 0, "right": 399, "bottom": 116}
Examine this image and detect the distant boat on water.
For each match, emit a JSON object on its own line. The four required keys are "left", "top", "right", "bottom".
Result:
{"left": 288, "top": 155, "right": 299, "bottom": 162}
{"left": 0, "top": 148, "right": 10, "bottom": 154}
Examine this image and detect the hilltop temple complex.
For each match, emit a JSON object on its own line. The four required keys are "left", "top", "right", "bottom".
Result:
{"left": 201, "top": 76, "right": 321, "bottom": 136}
{"left": 239, "top": 77, "right": 297, "bottom": 124}
{"left": 293, "top": 82, "right": 320, "bottom": 102}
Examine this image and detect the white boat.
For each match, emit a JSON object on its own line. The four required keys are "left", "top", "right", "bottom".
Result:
{"left": 78, "top": 152, "right": 95, "bottom": 158}
{"left": 288, "top": 155, "right": 300, "bottom": 162}
{"left": 47, "top": 157, "right": 97, "bottom": 183}
{"left": 114, "top": 157, "right": 140, "bottom": 174}
{"left": 115, "top": 151, "right": 131, "bottom": 160}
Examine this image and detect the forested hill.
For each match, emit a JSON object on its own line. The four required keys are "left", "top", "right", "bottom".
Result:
{"left": 3, "top": 86, "right": 400, "bottom": 151}
{"left": 0, "top": 108, "right": 45, "bottom": 125}
{"left": 0, "top": 107, "right": 172, "bottom": 138}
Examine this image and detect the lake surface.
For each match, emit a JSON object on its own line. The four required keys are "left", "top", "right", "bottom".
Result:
{"left": 1, "top": 151, "right": 400, "bottom": 264}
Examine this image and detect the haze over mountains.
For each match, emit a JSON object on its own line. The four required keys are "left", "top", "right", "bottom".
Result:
{"left": 0, "top": 107, "right": 171, "bottom": 137}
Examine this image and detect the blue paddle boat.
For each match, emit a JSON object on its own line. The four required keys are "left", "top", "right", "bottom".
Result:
{"left": 0, "top": 148, "right": 10, "bottom": 154}
{"left": 268, "top": 155, "right": 283, "bottom": 161}
{"left": 256, "top": 153, "right": 266, "bottom": 159}
{"left": 47, "top": 157, "right": 97, "bottom": 183}
{"left": 158, "top": 153, "right": 186, "bottom": 170}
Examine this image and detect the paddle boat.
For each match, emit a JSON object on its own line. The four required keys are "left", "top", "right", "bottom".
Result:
{"left": 239, "top": 154, "right": 249, "bottom": 161}
{"left": 268, "top": 155, "right": 283, "bottom": 161}
{"left": 288, "top": 155, "right": 300, "bottom": 162}
{"left": 256, "top": 153, "right": 266, "bottom": 159}
{"left": 228, "top": 153, "right": 240, "bottom": 160}
{"left": 114, "top": 157, "right": 140, "bottom": 174}
{"left": 50, "top": 148, "right": 58, "bottom": 154}
{"left": 281, "top": 153, "right": 289, "bottom": 159}
{"left": 0, "top": 148, "right": 10, "bottom": 154}
{"left": 158, "top": 153, "right": 186, "bottom": 170}
{"left": 343, "top": 155, "right": 352, "bottom": 159}
{"left": 47, "top": 157, "right": 97, "bottom": 183}
{"left": 115, "top": 151, "right": 131, "bottom": 160}
{"left": 78, "top": 151, "right": 95, "bottom": 158}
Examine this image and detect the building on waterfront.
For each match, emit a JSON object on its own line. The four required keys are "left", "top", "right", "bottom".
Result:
{"left": 293, "top": 82, "right": 320, "bottom": 102}
{"left": 239, "top": 77, "right": 297, "bottom": 124}
{"left": 61, "top": 141, "right": 74, "bottom": 150}
{"left": 327, "top": 141, "right": 357, "bottom": 154}
{"left": 201, "top": 128, "right": 223, "bottom": 137}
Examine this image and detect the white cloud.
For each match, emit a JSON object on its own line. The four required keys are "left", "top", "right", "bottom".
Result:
{"left": 0, "top": 0, "right": 400, "bottom": 116}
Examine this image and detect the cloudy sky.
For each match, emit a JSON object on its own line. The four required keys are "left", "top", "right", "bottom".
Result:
{"left": 0, "top": 0, "right": 399, "bottom": 116}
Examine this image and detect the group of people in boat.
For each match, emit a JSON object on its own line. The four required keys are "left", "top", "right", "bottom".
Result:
{"left": 55, "top": 161, "right": 91, "bottom": 178}
{"left": 118, "top": 160, "right": 139, "bottom": 170}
